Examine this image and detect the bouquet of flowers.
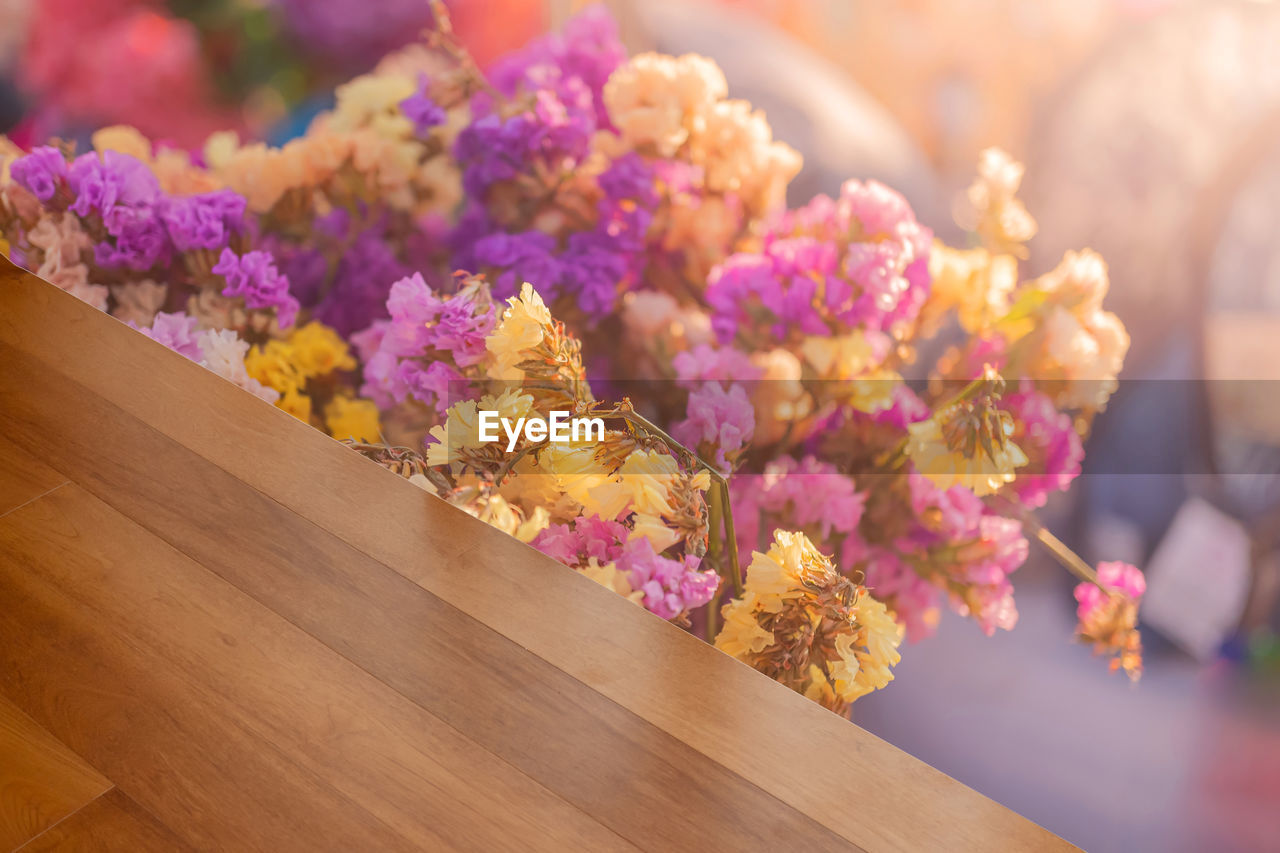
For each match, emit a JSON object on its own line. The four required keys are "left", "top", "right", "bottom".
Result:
{"left": 0, "top": 3, "right": 1144, "bottom": 717}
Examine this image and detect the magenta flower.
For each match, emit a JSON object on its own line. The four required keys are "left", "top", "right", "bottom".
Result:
{"left": 162, "top": 190, "right": 247, "bottom": 252}
{"left": 401, "top": 74, "right": 447, "bottom": 136}
{"left": 213, "top": 248, "right": 299, "bottom": 328}
{"left": 1075, "top": 562, "right": 1145, "bottom": 620}
{"left": 672, "top": 382, "right": 754, "bottom": 473}
{"left": 360, "top": 273, "right": 495, "bottom": 413}
{"left": 1003, "top": 385, "right": 1084, "bottom": 509}
{"left": 10, "top": 146, "right": 67, "bottom": 202}
{"left": 68, "top": 151, "right": 159, "bottom": 217}
{"left": 614, "top": 537, "right": 718, "bottom": 619}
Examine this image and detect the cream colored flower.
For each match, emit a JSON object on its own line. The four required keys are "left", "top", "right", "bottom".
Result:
{"left": 715, "top": 593, "right": 775, "bottom": 658}
{"left": 580, "top": 558, "right": 645, "bottom": 605}
{"left": 749, "top": 348, "right": 812, "bottom": 444}
{"left": 486, "top": 282, "right": 553, "bottom": 380}
{"left": 604, "top": 52, "right": 726, "bottom": 157}
{"left": 110, "top": 281, "right": 168, "bottom": 327}
{"left": 92, "top": 125, "right": 151, "bottom": 161}
{"left": 629, "top": 512, "right": 681, "bottom": 554}
{"left": 966, "top": 147, "right": 1037, "bottom": 256}
{"left": 927, "top": 243, "right": 1018, "bottom": 334}
{"left": 905, "top": 416, "right": 1027, "bottom": 497}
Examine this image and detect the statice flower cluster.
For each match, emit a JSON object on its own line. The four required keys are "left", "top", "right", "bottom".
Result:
{"left": 0, "top": 4, "right": 1144, "bottom": 709}
{"left": 400, "top": 75, "right": 448, "bottom": 136}
{"left": 213, "top": 248, "right": 300, "bottom": 328}
{"left": 359, "top": 272, "right": 495, "bottom": 413}
{"left": 9, "top": 145, "right": 66, "bottom": 202}
{"left": 161, "top": 190, "right": 247, "bottom": 252}
{"left": 533, "top": 519, "right": 719, "bottom": 620}
{"left": 707, "top": 179, "right": 932, "bottom": 349}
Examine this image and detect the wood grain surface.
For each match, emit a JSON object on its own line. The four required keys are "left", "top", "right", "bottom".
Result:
{"left": 16, "top": 790, "right": 189, "bottom": 853}
{"left": 0, "top": 697, "right": 110, "bottom": 851}
{"left": 0, "top": 257, "right": 1077, "bottom": 851}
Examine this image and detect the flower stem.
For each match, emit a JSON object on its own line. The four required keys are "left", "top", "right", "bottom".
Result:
{"left": 990, "top": 495, "right": 1105, "bottom": 589}
{"left": 612, "top": 407, "right": 745, "bottom": 596}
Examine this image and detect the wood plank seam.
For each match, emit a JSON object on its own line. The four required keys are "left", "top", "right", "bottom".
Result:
{"left": 0, "top": 488, "right": 646, "bottom": 852}
{"left": 0, "top": 362, "right": 853, "bottom": 850}
{"left": 0, "top": 341, "right": 1026, "bottom": 851}
{"left": 30, "top": 444, "right": 813, "bottom": 851}
{"left": 0, "top": 482, "right": 67, "bottom": 522}
{"left": 13, "top": 786, "right": 114, "bottom": 853}
{"left": 0, "top": 266, "right": 1071, "bottom": 851}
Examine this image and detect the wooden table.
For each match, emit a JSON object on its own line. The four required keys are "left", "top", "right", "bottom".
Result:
{"left": 0, "top": 259, "right": 1074, "bottom": 851}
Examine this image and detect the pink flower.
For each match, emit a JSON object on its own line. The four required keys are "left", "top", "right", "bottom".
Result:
{"left": 1003, "top": 385, "right": 1083, "bottom": 509}
{"left": 614, "top": 537, "right": 719, "bottom": 619}
{"left": 1075, "top": 562, "right": 1145, "bottom": 620}
{"left": 133, "top": 311, "right": 202, "bottom": 361}
{"left": 672, "top": 382, "right": 754, "bottom": 472}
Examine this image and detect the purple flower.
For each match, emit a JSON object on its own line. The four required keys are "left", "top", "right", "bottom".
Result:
{"left": 162, "top": 190, "right": 247, "bottom": 252}
{"left": 488, "top": 4, "right": 625, "bottom": 127}
{"left": 563, "top": 233, "right": 626, "bottom": 316}
{"left": 10, "top": 146, "right": 67, "bottom": 202}
{"left": 68, "top": 151, "right": 159, "bottom": 218}
{"left": 360, "top": 272, "right": 495, "bottom": 413}
{"left": 95, "top": 206, "right": 170, "bottom": 271}
{"left": 599, "top": 153, "right": 653, "bottom": 202}
{"left": 472, "top": 230, "right": 563, "bottom": 301}
{"left": 401, "top": 74, "right": 447, "bottom": 136}
{"left": 213, "top": 248, "right": 299, "bottom": 328}
{"left": 272, "top": 0, "right": 433, "bottom": 68}
{"left": 315, "top": 227, "right": 410, "bottom": 336}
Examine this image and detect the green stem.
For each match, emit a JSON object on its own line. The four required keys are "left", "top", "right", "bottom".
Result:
{"left": 719, "top": 479, "right": 744, "bottom": 597}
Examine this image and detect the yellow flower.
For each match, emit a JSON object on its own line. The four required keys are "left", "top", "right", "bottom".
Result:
{"left": 288, "top": 322, "right": 356, "bottom": 379}
{"left": 629, "top": 513, "right": 681, "bottom": 554}
{"left": 245, "top": 340, "right": 304, "bottom": 396}
{"left": 715, "top": 593, "right": 775, "bottom": 658}
{"left": 927, "top": 243, "right": 1018, "bottom": 334}
{"left": 905, "top": 416, "right": 1027, "bottom": 497}
{"left": 467, "top": 494, "right": 550, "bottom": 543}
{"left": 324, "top": 396, "right": 382, "bottom": 442}
{"left": 742, "top": 529, "right": 829, "bottom": 612}
{"left": 331, "top": 73, "right": 417, "bottom": 130}
{"left": 580, "top": 558, "right": 645, "bottom": 605}
{"left": 92, "top": 125, "right": 151, "bottom": 161}
{"left": 426, "top": 389, "right": 534, "bottom": 468}
{"left": 799, "top": 332, "right": 900, "bottom": 411}
{"left": 615, "top": 449, "right": 682, "bottom": 517}
{"left": 539, "top": 443, "right": 631, "bottom": 520}
{"left": 486, "top": 282, "right": 553, "bottom": 379}
{"left": 277, "top": 386, "right": 313, "bottom": 423}
{"left": 715, "top": 530, "right": 903, "bottom": 710}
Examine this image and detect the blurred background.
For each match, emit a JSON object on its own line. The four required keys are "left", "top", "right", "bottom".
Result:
{"left": 2, "top": 1, "right": 1277, "bottom": 849}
